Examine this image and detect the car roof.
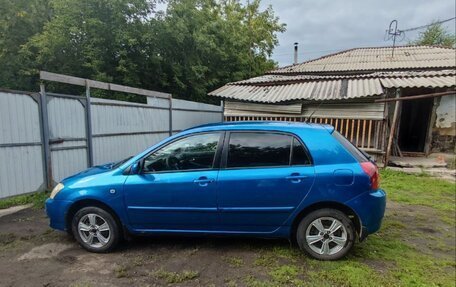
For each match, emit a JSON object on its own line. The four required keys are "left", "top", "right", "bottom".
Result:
{"left": 184, "top": 121, "right": 334, "bottom": 133}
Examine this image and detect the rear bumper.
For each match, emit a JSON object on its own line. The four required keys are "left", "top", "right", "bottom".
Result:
{"left": 45, "top": 198, "right": 74, "bottom": 231}
{"left": 345, "top": 189, "right": 386, "bottom": 238}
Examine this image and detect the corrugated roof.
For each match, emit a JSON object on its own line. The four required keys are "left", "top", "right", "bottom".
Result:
{"left": 209, "top": 46, "right": 456, "bottom": 103}
{"left": 234, "top": 70, "right": 456, "bottom": 85}
{"left": 209, "top": 70, "right": 455, "bottom": 103}
{"left": 209, "top": 79, "right": 384, "bottom": 103}
{"left": 380, "top": 75, "right": 456, "bottom": 88}
{"left": 271, "top": 46, "right": 456, "bottom": 74}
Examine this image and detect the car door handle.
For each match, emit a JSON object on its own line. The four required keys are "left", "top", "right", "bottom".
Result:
{"left": 193, "top": 177, "right": 215, "bottom": 186}
{"left": 286, "top": 174, "right": 308, "bottom": 183}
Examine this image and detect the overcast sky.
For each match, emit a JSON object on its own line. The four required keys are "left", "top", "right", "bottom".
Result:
{"left": 259, "top": 0, "right": 456, "bottom": 66}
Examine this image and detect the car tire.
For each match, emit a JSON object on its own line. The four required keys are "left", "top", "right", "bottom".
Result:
{"left": 296, "top": 208, "right": 355, "bottom": 260}
{"left": 71, "top": 206, "right": 120, "bottom": 253}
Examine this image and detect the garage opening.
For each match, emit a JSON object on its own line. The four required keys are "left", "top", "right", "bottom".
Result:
{"left": 398, "top": 89, "right": 434, "bottom": 153}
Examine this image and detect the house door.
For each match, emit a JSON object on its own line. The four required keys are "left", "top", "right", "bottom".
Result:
{"left": 398, "top": 97, "right": 433, "bottom": 153}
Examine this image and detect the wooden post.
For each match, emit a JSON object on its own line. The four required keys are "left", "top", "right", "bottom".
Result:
{"left": 385, "top": 89, "right": 401, "bottom": 167}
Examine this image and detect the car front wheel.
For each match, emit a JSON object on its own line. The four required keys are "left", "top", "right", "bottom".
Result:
{"left": 296, "top": 208, "right": 355, "bottom": 260}
{"left": 71, "top": 206, "right": 120, "bottom": 253}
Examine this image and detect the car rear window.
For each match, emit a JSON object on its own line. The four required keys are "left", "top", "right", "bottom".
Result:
{"left": 332, "top": 131, "right": 368, "bottom": 162}
{"left": 227, "top": 132, "right": 291, "bottom": 168}
{"left": 291, "top": 137, "right": 311, "bottom": 165}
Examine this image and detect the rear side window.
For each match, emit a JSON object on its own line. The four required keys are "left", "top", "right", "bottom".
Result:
{"left": 332, "top": 131, "right": 368, "bottom": 162}
{"left": 227, "top": 132, "right": 291, "bottom": 168}
{"left": 291, "top": 138, "right": 311, "bottom": 165}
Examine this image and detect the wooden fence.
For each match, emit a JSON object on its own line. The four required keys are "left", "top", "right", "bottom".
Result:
{"left": 224, "top": 115, "right": 385, "bottom": 153}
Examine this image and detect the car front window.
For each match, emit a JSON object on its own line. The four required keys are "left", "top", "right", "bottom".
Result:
{"left": 142, "top": 133, "right": 220, "bottom": 172}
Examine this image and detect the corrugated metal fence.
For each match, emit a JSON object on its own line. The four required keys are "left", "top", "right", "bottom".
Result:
{"left": 0, "top": 78, "right": 222, "bottom": 199}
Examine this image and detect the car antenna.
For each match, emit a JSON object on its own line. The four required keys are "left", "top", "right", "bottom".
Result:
{"left": 305, "top": 101, "right": 324, "bottom": 123}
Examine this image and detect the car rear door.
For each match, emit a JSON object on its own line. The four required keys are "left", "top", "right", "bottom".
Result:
{"left": 217, "top": 131, "right": 315, "bottom": 233}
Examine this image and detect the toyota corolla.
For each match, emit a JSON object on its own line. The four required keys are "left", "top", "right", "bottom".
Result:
{"left": 46, "top": 121, "right": 386, "bottom": 260}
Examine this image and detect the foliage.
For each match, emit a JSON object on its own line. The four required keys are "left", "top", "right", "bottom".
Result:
{"left": 0, "top": 0, "right": 51, "bottom": 90}
{"left": 0, "top": 0, "right": 285, "bottom": 102}
{"left": 155, "top": 0, "right": 285, "bottom": 102}
{"left": 0, "top": 191, "right": 49, "bottom": 209}
{"left": 410, "top": 22, "right": 456, "bottom": 48}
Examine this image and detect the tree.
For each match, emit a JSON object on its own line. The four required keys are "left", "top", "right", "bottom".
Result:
{"left": 20, "top": 0, "right": 161, "bottom": 100}
{"left": 156, "top": 0, "right": 285, "bottom": 101}
{"left": 2, "top": 0, "right": 285, "bottom": 102}
{"left": 0, "top": 0, "right": 51, "bottom": 90}
{"left": 411, "top": 22, "right": 456, "bottom": 48}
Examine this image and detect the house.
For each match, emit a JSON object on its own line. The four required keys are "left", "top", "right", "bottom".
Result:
{"left": 208, "top": 45, "right": 456, "bottom": 163}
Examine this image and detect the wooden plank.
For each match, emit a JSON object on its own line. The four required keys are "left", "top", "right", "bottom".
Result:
{"left": 345, "top": 118, "right": 349, "bottom": 138}
{"left": 361, "top": 120, "right": 366, "bottom": 148}
{"left": 385, "top": 89, "right": 401, "bottom": 166}
{"left": 374, "top": 121, "right": 380, "bottom": 149}
{"left": 41, "top": 71, "right": 91, "bottom": 87}
{"left": 367, "top": 120, "right": 373, "bottom": 148}
{"left": 301, "top": 102, "right": 386, "bottom": 120}
{"left": 350, "top": 119, "right": 355, "bottom": 141}
{"left": 335, "top": 118, "right": 339, "bottom": 130}
{"left": 375, "top": 90, "right": 455, "bottom": 103}
{"left": 356, "top": 119, "right": 360, "bottom": 146}
{"left": 40, "top": 71, "right": 171, "bottom": 99}
{"left": 224, "top": 100, "right": 302, "bottom": 114}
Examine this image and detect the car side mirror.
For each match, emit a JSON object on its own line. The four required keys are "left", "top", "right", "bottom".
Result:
{"left": 130, "top": 160, "right": 143, "bottom": 175}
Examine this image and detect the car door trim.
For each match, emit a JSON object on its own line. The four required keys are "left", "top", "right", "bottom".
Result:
{"left": 219, "top": 206, "right": 295, "bottom": 213}
{"left": 127, "top": 206, "right": 218, "bottom": 212}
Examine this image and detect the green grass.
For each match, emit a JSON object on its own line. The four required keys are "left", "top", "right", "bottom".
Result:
{"left": 245, "top": 171, "right": 456, "bottom": 287}
{"left": 153, "top": 269, "right": 199, "bottom": 284}
{"left": 223, "top": 256, "right": 245, "bottom": 267}
{"left": 0, "top": 191, "right": 49, "bottom": 210}
{"left": 380, "top": 169, "right": 455, "bottom": 212}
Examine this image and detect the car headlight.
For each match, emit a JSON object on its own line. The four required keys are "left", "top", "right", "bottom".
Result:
{"left": 50, "top": 183, "right": 64, "bottom": 199}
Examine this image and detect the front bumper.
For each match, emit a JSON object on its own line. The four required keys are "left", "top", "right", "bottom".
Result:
{"left": 345, "top": 189, "right": 386, "bottom": 238}
{"left": 45, "top": 198, "right": 74, "bottom": 231}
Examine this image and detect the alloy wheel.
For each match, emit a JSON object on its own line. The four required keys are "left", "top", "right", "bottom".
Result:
{"left": 305, "top": 216, "right": 347, "bottom": 255}
{"left": 78, "top": 213, "right": 111, "bottom": 248}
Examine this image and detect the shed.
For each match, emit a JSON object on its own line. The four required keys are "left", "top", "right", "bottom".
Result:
{"left": 209, "top": 46, "right": 456, "bottom": 162}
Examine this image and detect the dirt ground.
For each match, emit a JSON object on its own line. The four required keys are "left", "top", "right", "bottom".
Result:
{"left": 0, "top": 201, "right": 454, "bottom": 287}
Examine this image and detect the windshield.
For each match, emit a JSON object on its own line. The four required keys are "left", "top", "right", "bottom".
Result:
{"left": 111, "top": 156, "right": 133, "bottom": 169}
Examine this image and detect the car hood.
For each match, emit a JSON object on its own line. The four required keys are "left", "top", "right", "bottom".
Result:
{"left": 61, "top": 163, "right": 114, "bottom": 184}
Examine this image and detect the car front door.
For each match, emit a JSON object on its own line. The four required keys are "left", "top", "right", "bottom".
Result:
{"left": 217, "top": 131, "right": 315, "bottom": 233}
{"left": 123, "top": 132, "right": 223, "bottom": 231}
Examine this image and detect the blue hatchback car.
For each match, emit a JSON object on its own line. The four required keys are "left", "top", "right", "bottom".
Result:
{"left": 46, "top": 121, "right": 386, "bottom": 260}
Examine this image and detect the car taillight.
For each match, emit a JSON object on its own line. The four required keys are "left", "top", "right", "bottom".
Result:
{"left": 360, "top": 161, "right": 379, "bottom": 190}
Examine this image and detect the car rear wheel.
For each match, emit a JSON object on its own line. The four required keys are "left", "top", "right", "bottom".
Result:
{"left": 71, "top": 206, "right": 120, "bottom": 253}
{"left": 296, "top": 208, "right": 355, "bottom": 260}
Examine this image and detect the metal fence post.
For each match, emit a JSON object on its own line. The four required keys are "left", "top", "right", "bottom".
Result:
{"left": 39, "top": 84, "right": 53, "bottom": 189}
{"left": 85, "top": 81, "right": 94, "bottom": 167}
{"left": 220, "top": 100, "right": 224, "bottom": 122}
{"left": 169, "top": 96, "right": 173, "bottom": 136}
